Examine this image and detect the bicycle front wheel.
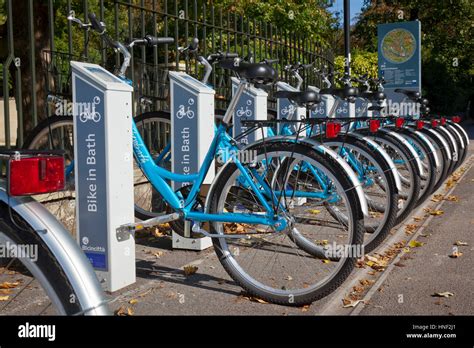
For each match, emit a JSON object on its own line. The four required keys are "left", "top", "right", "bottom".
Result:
{"left": 207, "top": 141, "right": 364, "bottom": 306}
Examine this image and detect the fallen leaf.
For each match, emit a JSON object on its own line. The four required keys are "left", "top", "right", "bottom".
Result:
{"left": 367, "top": 271, "right": 376, "bottom": 276}
{"left": 343, "top": 300, "right": 363, "bottom": 308}
{"left": 0, "top": 295, "right": 9, "bottom": 301}
{"left": 286, "top": 275, "right": 293, "bottom": 281}
{"left": 445, "top": 195, "right": 459, "bottom": 202}
{"left": 449, "top": 251, "right": 463, "bottom": 258}
{"left": 301, "top": 304, "right": 310, "bottom": 312}
{"left": 115, "top": 306, "right": 134, "bottom": 316}
{"left": 405, "top": 224, "right": 418, "bottom": 235}
{"left": 322, "top": 259, "right": 331, "bottom": 264}
{"left": 315, "top": 239, "right": 329, "bottom": 246}
{"left": 0, "top": 289, "right": 13, "bottom": 295}
{"left": 240, "top": 292, "right": 269, "bottom": 304}
{"left": 454, "top": 241, "right": 468, "bottom": 246}
{"left": 428, "top": 209, "right": 444, "bottom": 216}
{"left": 152, "top": 251, "right": 164, "bottom": 258}
{"left": 352, "top": 286, "right": 364, "bottom": 293}
{"left": 359, "top": 279, "right": 374, "bottom": 286}
{"left": 432, "top": 292, "right": 454, "bottom": 298}
{"left": 153, "top": 228, "right": 166, "bottom": 238}
{"left": 409, "top": 240, "right": 424, "bottom": 248}
{"left": 307, "top": 209, "right": 321, "bottom": 215}
{"left": 366, "top": 255, "right": 379, "bottom": 263}
{"left": 129, "top": 299, "right": 138, "bottom": 305}
{"left": 0, "top": 282, "right": 19, "bottom": 289}
{"left": 183, "top": 265, "right": 198, "bottom": 276}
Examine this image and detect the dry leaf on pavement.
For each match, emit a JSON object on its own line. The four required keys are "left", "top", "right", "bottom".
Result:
{"left": 409, "top": 240, "right": 424, "bottom": 248}
{"left": 449, "top": 251, "right": 463, "bottom": 258}
{"left": 183, "top": 265, "right": 198, "bottom": 276}
{"left": 343, "top": 300, "right": 363, "bottom": 308}
{"left": 432, "top": 292, "right": 454, "bottom": 298}
{"left": 454, "top": 241, "right": 468, "bottom": 246}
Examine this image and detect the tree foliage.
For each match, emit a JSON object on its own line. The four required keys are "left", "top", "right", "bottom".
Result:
{"left": 215, "top": 0, "right": 338, "bottom": 46}
{"left": 352, "top": 0, "right": 474, "bottom": 114}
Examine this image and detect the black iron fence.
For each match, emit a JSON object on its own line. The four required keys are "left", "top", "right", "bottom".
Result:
{"left": 1, "top": 0, "right": 334, "bottom": 148}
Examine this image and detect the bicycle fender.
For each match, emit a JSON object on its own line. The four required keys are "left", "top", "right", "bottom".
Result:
{"left": 446, "top": 124, "right": 465, "bottom": 149}
{"left": 427, "top": 128, "right": 452, "bottom": 161}
{"left": 346, "top": 132, "right": 402, "bottom": 192}
{"left": 411, "top": 130, "right": 441, "bottom": 168}
{"left": 438, "top": 126, "right": 459, "bottom": 161}
{"left": 379, "top": 129, "right": 424, "bottom": 176}
{"left": 449, "top": 122, "right": 469, "bottom": 149}
{"left": 0, "top": 187, "right": 110, "bottom": 315}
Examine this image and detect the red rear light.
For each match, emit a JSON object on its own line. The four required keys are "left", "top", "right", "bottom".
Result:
{"left": 416, "top": 120, "right": 425, "bottom": 130}
{"left": 8, "top": 156, "right": 65, "bottom": 196}
{"left": 395, "top": 118, "right": 405, "bottom": 128}
{"left": 431, "top": 120, "right": 438, "bottom": 127}
{"left": 326, "top": 122, "right": 341, "bottom": 138}
{"left": 440, "top": 117, "right": 446, "bottom": 125}
{"left": 369, "top": 119, "right": 380, "bottom": 133}
{"left": 452, "top": 116, "right": 461, "bottom": 123}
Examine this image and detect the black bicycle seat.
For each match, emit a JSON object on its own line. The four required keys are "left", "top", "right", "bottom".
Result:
{"left": 219, "top": 59, "right": 278, "bottom": 85}
{"left": 320, "top": 86, "right": 359, "bottom": 99}
{"left": 361, "top": 91, "right": 386, "bottom": 102}
{"left": 274, "top": 90, "right": 321, "bottom": 107}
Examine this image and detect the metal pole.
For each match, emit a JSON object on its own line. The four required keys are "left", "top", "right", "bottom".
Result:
{"left": 343, "top": 0, "right": 350, "bottom": 76}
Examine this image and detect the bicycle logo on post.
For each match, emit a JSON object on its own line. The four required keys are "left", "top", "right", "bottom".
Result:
{"left": 236, "top": 99, "right": 253, "bottom": 118}
{"left": 281, "top": 104, "right": 296, "bottom": 117}
{"left": 176, "top": 98, "right": 195, "bottom": 119}
{"left": 79, "top": 96, "right": 102, "bottom": 123}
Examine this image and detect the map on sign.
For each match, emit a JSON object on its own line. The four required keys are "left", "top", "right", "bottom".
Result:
{"left": 381, "top": 28, "right": 416, "bottom": 64}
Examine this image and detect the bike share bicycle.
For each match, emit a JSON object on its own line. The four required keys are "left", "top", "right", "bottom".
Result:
{"left": 59, "top": 13, "right": 371, "bottom": 305}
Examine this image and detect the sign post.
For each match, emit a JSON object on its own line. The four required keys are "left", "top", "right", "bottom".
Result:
{"left": 231, "top": 77, "right": 268, "bottom": 144}
{"left": 378, "top": 20, "right": 421, "bottom": 117}
{"left": 169, "top": 71, "right": 214, "bottom": 250}
{"left": 72, "top": 61, "right": 135, "bottom": 292}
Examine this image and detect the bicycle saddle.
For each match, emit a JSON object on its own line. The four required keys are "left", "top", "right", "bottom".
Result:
{"left": 274, "top": 90, "right": 321, "bottom": 107}
{"left": 361, "top": 91, "right": 386, "bottom": 102}
{"left": 368, "top": 105, "right": 384, "bottom": 111}
{"left": 394, "top": 88, "right": 420, "bottom": 100}
{"left": 219, "top": 59, "right": 278, "bottom": 85}
{"left": 320, "top": 86, "right": 359, "bottom": 99}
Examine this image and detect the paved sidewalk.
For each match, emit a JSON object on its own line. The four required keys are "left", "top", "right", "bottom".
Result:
{"left": 357, "top": 157, "right": 474, "bottom": 315}
{"left": 106, "top": 120, "right": 474, "bottom": 316}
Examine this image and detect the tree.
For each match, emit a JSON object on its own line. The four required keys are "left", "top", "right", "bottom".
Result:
{"left": 352, "top": 0, "right": 474, "bottom": 115}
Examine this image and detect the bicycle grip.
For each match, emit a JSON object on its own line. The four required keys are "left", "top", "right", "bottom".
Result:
{"left": 88, "top": 13, "right": 104, "bottom": 33}
{"left": 145, "top": 35, "right": 175, "bottom": 46}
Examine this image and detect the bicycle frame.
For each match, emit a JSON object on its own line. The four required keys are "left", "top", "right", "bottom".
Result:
{"left": 130, "top": 79, "right": 286, "bottom": 229}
